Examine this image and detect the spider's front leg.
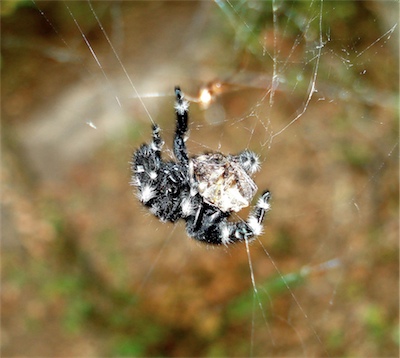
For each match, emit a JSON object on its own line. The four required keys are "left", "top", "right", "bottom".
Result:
{"left": 173, "top": 86, "right": 189, "bottom": 165}
{"left": 131, "top": 124, "right": 164, "bottom": 204}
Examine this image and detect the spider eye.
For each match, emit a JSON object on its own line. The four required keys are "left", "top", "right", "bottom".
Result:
{"left": 237, "top": 150, "right": 260, "bottom": 175}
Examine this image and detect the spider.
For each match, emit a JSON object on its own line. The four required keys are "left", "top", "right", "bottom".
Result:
{"left": 131, "top": 87, "right": 271, "bottom": 245}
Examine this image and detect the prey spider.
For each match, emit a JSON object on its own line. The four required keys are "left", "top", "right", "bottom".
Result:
{"left": 131, "top": 87, "right": 271, "bottom": 245}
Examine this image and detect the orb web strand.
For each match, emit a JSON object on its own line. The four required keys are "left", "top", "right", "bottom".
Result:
{"left": 87, "top": 0, "right": 155, "bottom": 124}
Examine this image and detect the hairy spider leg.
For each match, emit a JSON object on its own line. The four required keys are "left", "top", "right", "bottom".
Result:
{"left": 222, "top": 190, "right": 271, "bottom": 244}
{"left": 173, "top": 86, "right": 189, "bottom": 165}
{"left": 186, "top": 190, "right": 271, "bottom": 245}
{"left": 131, "top": 126, "right": 163, "bottom": 205}
{"left": 243, "top": 190, "right": 271, "bottom": 236}
{"left": 151, "top": 124, "right": 164, "bottom": 153}
{"left": 131, "top": 91, "right": 194, "bottom": 222}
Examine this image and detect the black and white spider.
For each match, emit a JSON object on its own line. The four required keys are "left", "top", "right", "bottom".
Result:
{"left": 131, "top": 87, "right": 271, "bottom": 245}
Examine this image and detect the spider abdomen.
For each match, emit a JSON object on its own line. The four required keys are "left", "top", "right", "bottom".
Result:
{"left": 190, "top": 153, "right": 257, "bottom": 213}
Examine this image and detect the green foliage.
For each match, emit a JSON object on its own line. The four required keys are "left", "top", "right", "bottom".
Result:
{"left": 362, "top": 304, "right": 387, "bottom": 342}
{"left": 1, "top": 0, "right": 32, "bottom": 17}
{"left": 110, "top": 322, "right": 166, "bottom": 357}
{"left": 326, "top": 328, "right": 345, "bottom": 350}
{"left": 40, "top": 271, "right": 94, "bottom": 334}
{"left": 63, "top": 299, "right": 94, "bottom": 334}
{"left": 111, "top": 337, "right": 146, "bottom": 357}
{"left": 229, "top": 268, "right": 307, "bottom": 320}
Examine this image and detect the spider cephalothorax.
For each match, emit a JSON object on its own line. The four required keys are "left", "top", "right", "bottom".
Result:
{"left": 131, "top": 87, "right": 271, "bottom": 245}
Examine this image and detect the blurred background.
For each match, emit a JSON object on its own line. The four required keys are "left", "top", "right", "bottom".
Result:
{"left": 1, "top": 1, "right": 399, "bottom": 357}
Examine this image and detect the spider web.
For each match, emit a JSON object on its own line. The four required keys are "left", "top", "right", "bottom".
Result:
{"left": 2, "top": 1, "right": 399, "bottom": 357}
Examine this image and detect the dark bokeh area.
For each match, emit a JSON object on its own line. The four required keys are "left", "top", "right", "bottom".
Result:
{"left": 1, "top": 1, "right": 399, "bottom": 357}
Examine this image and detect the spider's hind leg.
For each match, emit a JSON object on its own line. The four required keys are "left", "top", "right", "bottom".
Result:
{"left": 187, "top": 191, "right": 271, "bottom": 246}
{"left": 221, "top": 190, "right": 271, "bottom": 245}
{"left": 246, "top": 191, "right": 271, "bottom": 235}
{"left": 220, "top": 191, "right": 272, "bottom": 245}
